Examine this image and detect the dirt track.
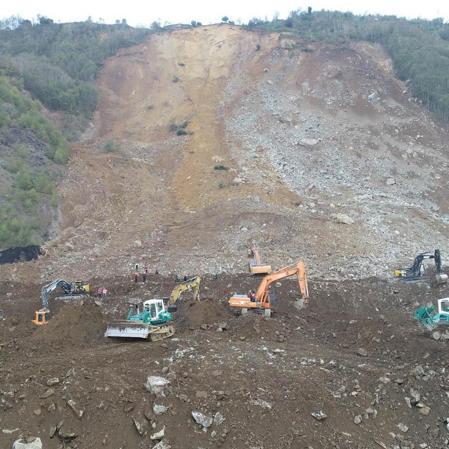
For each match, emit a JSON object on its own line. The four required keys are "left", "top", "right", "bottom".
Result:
{"left": 1, "top": 274, "right": 449, "bottom": 449}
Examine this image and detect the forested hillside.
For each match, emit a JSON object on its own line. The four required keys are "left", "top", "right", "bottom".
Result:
{"left": 0, "top": 17, "right": 149, "bottom": 248}
{"left": 247, "top": 10, "right": 449, "bottom": 121}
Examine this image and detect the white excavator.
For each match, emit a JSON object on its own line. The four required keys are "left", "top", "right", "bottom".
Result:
{"left": 32, "top": 279, "right": 90, "bottom": 325}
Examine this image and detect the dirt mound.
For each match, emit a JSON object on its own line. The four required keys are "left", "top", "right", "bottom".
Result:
{"left": 31, "top": 301, "right": 106, "bottom": 350}
{"left": 175, "top": 298, "right": 232, "bottom": 330}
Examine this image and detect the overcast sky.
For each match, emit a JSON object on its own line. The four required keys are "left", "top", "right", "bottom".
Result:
{"left": 2, "top": 0, "right": 449, "bottom": 27}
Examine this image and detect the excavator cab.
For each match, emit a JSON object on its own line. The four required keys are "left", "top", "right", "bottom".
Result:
{"left": 32, "top": 309, "right": 49, "bottom": 326}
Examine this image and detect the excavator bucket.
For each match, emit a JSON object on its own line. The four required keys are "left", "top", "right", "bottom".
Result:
{"left": 250, "top": 264, "right": 272, "bottom": 275}
{"left": 105, "top": 320, "right": 151, "bottom": 339}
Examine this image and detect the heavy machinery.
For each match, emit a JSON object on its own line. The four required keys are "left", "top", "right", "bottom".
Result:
{"left": 394, "top": 249, "right": 448, "bottom": 284}
{"left": 229, "top": 261, "right": 309, "bottom": 317}
{"left": 32, "top": 279, "right": 91, "bottom": 326}
{"left": 167, "top": 276, "right": 201, "bottom": 311}
{"left": 105, "top": 276, "right": 201, "bottom": 340}
{"left": 105, "top": 298, "right": 175, "bottom": 340}
{"left": 415, "top": 298, "right": 449, "bottom": 330}
{"left": 248, "top": 244, "right": 272, "bottom": 275}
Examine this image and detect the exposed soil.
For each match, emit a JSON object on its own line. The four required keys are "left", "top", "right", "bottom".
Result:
{"left": 34, "top": 24, "right": 449, "bottom": 281}
{"left": 2, "top": 24, "right": 449, "bottom": 449}
{"left": 1, "top": 274, "right": 448, "bottom": 449}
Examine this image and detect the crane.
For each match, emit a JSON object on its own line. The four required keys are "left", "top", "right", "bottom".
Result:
{"left": 229, "top": 261, "right": 309, "bottom": 317}
{"left": 394, "top": 249, "right": 448, "bottom": 284}
{"left": 32, "top": 279, "right": 90, "bottom": 325}
{"left": 248, "top": 244, "right": 272, "bottom": 275}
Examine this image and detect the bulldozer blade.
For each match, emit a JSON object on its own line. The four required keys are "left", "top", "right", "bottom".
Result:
{"left": 105, "top": 321, "right": 150, "bottom": 339}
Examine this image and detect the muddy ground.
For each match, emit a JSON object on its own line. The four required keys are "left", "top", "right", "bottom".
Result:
{"left": 1, "top": 274, "right": 449, "bottom": 449}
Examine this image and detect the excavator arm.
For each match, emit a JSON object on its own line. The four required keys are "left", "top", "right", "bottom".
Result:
{"left": 229, "top": 260, "right": 309, "bottom": 315}
{"left": 40, "top": 279, "right": 73, "bottom": 310}
{"left": 256, "top": 261, "right": 309, "bottom": 306}
{"left": 168, "top": 276, "right": 201, "bottom": 307}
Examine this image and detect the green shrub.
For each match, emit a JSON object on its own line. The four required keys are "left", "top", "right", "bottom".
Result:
{"left": 102, "top": 140, "right": 117, "bottom": 152}
{"left": 214, "top": 164, "right": 229, "bottom": 171}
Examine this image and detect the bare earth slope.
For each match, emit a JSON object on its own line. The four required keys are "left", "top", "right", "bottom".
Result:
{"left": 43, "top": 25, "right": 449, "bottom": 279}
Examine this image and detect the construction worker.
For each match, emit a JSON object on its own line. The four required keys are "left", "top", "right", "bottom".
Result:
{"left": 143, "top": 267, "right": 148, "bottom": 283}
{"left": 249, "top": 290, "right": 256, "bottom": 302}
{"left": 134, "top": 272, "right": 139, "bottom": 284}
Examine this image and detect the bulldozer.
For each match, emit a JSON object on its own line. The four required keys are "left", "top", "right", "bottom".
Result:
{"left": 105, "top": 276, "right": 201, "bottom": 340}
{"left": 105, "top": 298, "right": 175, "bottom": 340}
{"left": 415, "top": 298, "right": 449, "bottom": 331}
{"left": 32, "top": 279, "right": 91, "bottom": 326}
{"left": 229, "top": 261, "right": 309, "bottom": 317}
{"left": 248, "top": 244, "right": 272, "bottom": 275}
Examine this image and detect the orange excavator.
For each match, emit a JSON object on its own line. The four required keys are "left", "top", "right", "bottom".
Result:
{"left": 229, "top": 261, "right": 309, "bottom": 317}
{"left": 248, "top": 243, "right": 272, "bottom": 275}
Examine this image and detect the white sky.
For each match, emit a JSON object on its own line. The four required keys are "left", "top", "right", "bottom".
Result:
{"left": 2, "top": 0, "right": 449, "bottom": 27}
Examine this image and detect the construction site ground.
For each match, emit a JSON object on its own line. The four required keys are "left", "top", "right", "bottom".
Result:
{"left": 1, "top": 274, "right": 449, "bottom": 449}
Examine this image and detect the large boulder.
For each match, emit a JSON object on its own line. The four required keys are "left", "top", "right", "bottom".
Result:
{"left": 12, "top": 437, "right": 42, "bottom": 449}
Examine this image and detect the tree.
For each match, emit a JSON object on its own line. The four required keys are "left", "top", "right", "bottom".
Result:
{"left": 221, "top": 16, "right": 229, "bottom": 23}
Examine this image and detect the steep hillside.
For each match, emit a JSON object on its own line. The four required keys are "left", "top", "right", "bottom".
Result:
{"left": 41, "top": 25, "right": 449, "bottom": 279}
{"left": 0, "top": 19, "right": 149, "bottom": 248}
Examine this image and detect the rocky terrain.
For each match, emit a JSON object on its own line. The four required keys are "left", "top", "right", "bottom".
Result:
{"left": 1, "top": 275, "right": 449, "bottom": 449}
{"left": 14, "top": 24, "right": 446, "bottom": 282}
{"left": 1, "top": 23, "right": 449, "bottom": 449}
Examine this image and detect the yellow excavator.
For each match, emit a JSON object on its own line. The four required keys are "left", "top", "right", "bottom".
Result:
{"left": 229, "top": 261, "right": 309, "bottom": 317}
{"left": 167, "top": 276, "right": 201, "bottom": 311}
{"left": 248, "top": 243, "right": 272, "bottom": 275}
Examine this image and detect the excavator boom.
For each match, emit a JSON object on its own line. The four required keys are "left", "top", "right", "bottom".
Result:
{"left": 168, "top": 276, "right": 201, "bottom": 310}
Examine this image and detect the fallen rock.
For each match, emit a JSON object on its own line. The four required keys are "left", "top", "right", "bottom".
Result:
{"left": 419, "top": 405, "right": 431, "bottom": 416}
{"left": 46, "top": 377, "right": 60, "bottom": 387}
{"left": 298, "top": 138, "right": 320, "bottom": 147}
{"left": 40, "top": 388, "right": 55, "bottom": 399}
{"left": 397, "top": 423, "right": 409, "bottom": 433}
{"left": 214, "top": 411, "right": 225, "bottom": 425}
{"left": 153, "top": 441, "right": 171, "bottom": 449}
{"left": 133, "top": 418, "right": 145, "bottom": 436}
{"left": 145, "top": 376, "right": 170, "bottom": 397}
{"left": 386, "top": 177, "right": 396, "bottom": 186}
{"left": 12, "top": 437, "right": 42, "bottom": 449}
{"left": 150, "top": 427, "right": 165, "bottom": 440}
{"left": 410, "top": 388, "right": 421, "bottom": 405}
{"left": 250, "top": 399, "right": 272, "bottom": 409}
{"left": 67, "top": 399, "right": 84, "bottom": 419}
{"left": 311, "top": 410, "right": 327, "bottom": 421}
{"left": 356, "top": 348, "right": 368, "bottom": 357}
{"left": 354, "top": 415, "right": 363, "bottom": 425}
{"left": 432, "top": 331, "right": 441, "bottom": 341}
{"left": 192, "top": 411, "right": 213, "bottom": 429}
{"left": 153, "top": 404, "right": 168, "bottom": 415}
{"left": 331, "top": 213, "right": 354, "bottom": 225}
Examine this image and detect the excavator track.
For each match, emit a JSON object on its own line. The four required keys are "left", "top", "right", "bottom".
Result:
{"left": 149, "top": 324, "right": 175, "bottom": 341}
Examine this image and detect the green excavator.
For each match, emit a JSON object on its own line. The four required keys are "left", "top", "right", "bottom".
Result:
{"left": 105, "top": 276, "right": 201, "bottom": 340}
